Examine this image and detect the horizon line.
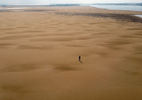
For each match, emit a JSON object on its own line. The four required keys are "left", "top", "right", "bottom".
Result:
{"left": 0, "top": 2, "right": 142, "bottom": 5}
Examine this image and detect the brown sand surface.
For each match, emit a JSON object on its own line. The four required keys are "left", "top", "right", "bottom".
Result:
{"left": 0, "top": 7, "right": 142, "bottom": 100}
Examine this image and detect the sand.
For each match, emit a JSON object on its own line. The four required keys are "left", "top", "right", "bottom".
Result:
{"left": 0, "top": 6, "right": 142, "bottom": 100}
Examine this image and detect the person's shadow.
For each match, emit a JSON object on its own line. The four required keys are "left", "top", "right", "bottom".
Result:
{"left": 79, "top": 60, "right": 83, "bottom": 64}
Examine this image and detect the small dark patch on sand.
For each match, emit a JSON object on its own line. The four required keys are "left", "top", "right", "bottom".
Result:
{"left": 125, "top": 56, "right": 142, "bottom": 65}
{"left": 135, "top": 31, "right": 142, "bottom": 36}
{"left": 23, "top": 30, "right": 44, "bottom": 33}
{"left": 111, "top": 59, "right": 141, "bottom": 76}
{"left": 65, "top": 45, "right": 85, "bottom": 47}
{"left": 2, "top": 85, "right": 29, "bottom": 93}
{"left": 121, "top": 70, "right": 139, "bottom": 75}
{"left": 92, "top": 32, "right": 111, "bottom": 36}
{"left": 18, "top": 45, "right": 53, "bottom": 50}
{"left": 127, "top": 28, "right": 142, "bottom": 30}
{"left": 134, "top": 46, "right": 142, "bottom": 54}
{"left": 1, "top": 85, "right": 30, "bottom": 100}
{"left": 105, "top": 39, "right": 132, "bottom": 49}
{"left": 5, "top": 30, "right": 44, "bottom": 34}
{"left": 0, "top": 64, "right": 40, "bottom": 72}
{"left": 121, "top": 35, "right": 134, "bottom": 38}
{"left": 55, "top": 65, "right": 76, "bottom": 71}
{"left": 0, "top": 35, "right": 32, "bottom": 40}
{"left": 95, "top": 52, "right": 108, "bottom": 57}
{"left": 31, "top": 38, "right": 74, "bottom": 42}
{"left": 0, "top": 43, "right": 14, "bottom": 48}
{"left": 0, "top": 28, "right": 14, "bottom": 31}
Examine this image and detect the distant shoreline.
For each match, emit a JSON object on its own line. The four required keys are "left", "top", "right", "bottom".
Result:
{"left": 0, "top": 3, "right": 142, "bottom": 7}
{"left": 90, "top": 3, "right": 142, "bottom": 6}
{"left": 90, "top": 5, "right": 142, "bottom": 12}
{"left": 0, "top": 6, "right": 142, "bottom": 23}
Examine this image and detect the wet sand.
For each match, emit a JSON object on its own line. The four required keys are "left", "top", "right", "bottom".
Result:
{"left": 0, "top": 6, "right": 142, "bottom": 100}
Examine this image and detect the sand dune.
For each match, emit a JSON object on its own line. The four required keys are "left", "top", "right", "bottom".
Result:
{"left": 0, "top": 7, "right": 142, "bottom": 100}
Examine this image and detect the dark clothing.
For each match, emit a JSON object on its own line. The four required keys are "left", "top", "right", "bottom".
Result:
{"left": 79, "top": 56, "right": 81, "bottom": 61}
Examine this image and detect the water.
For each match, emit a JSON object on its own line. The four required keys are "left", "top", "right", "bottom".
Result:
{"left": 0, "top": 7, "right": 27, "bottom": 12}
{"left": 90, "top": 5, "right": 142, "bottom": 11}
{"left": 90, "top": 5, "right": 142, "bottom": 18}
{"left": 134, "top": 15, "right": 142, "bottom": 18}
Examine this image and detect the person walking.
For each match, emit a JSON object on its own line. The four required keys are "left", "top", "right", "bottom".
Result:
{"left": 79, "top": 56, "right": 81, "bottom": 61}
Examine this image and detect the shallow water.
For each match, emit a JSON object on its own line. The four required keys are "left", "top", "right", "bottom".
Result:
{"left": 90, "top": 5, "right": 142, "bottom": 11}
{"left": 134, "top": 15, "right": 142, "bottom": 18}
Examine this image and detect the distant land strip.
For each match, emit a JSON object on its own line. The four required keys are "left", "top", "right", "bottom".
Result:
{"left": 0, "top": 9, "right": 57, "bottom": 12}
{"left": 0, "top": 4, "right": 80, "bottom": 7}
{"left": 90, "top": 3, "right": 142, "bottom": 6}
{"left": 0, "top": 3, "right": 142, "bottom": 7}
